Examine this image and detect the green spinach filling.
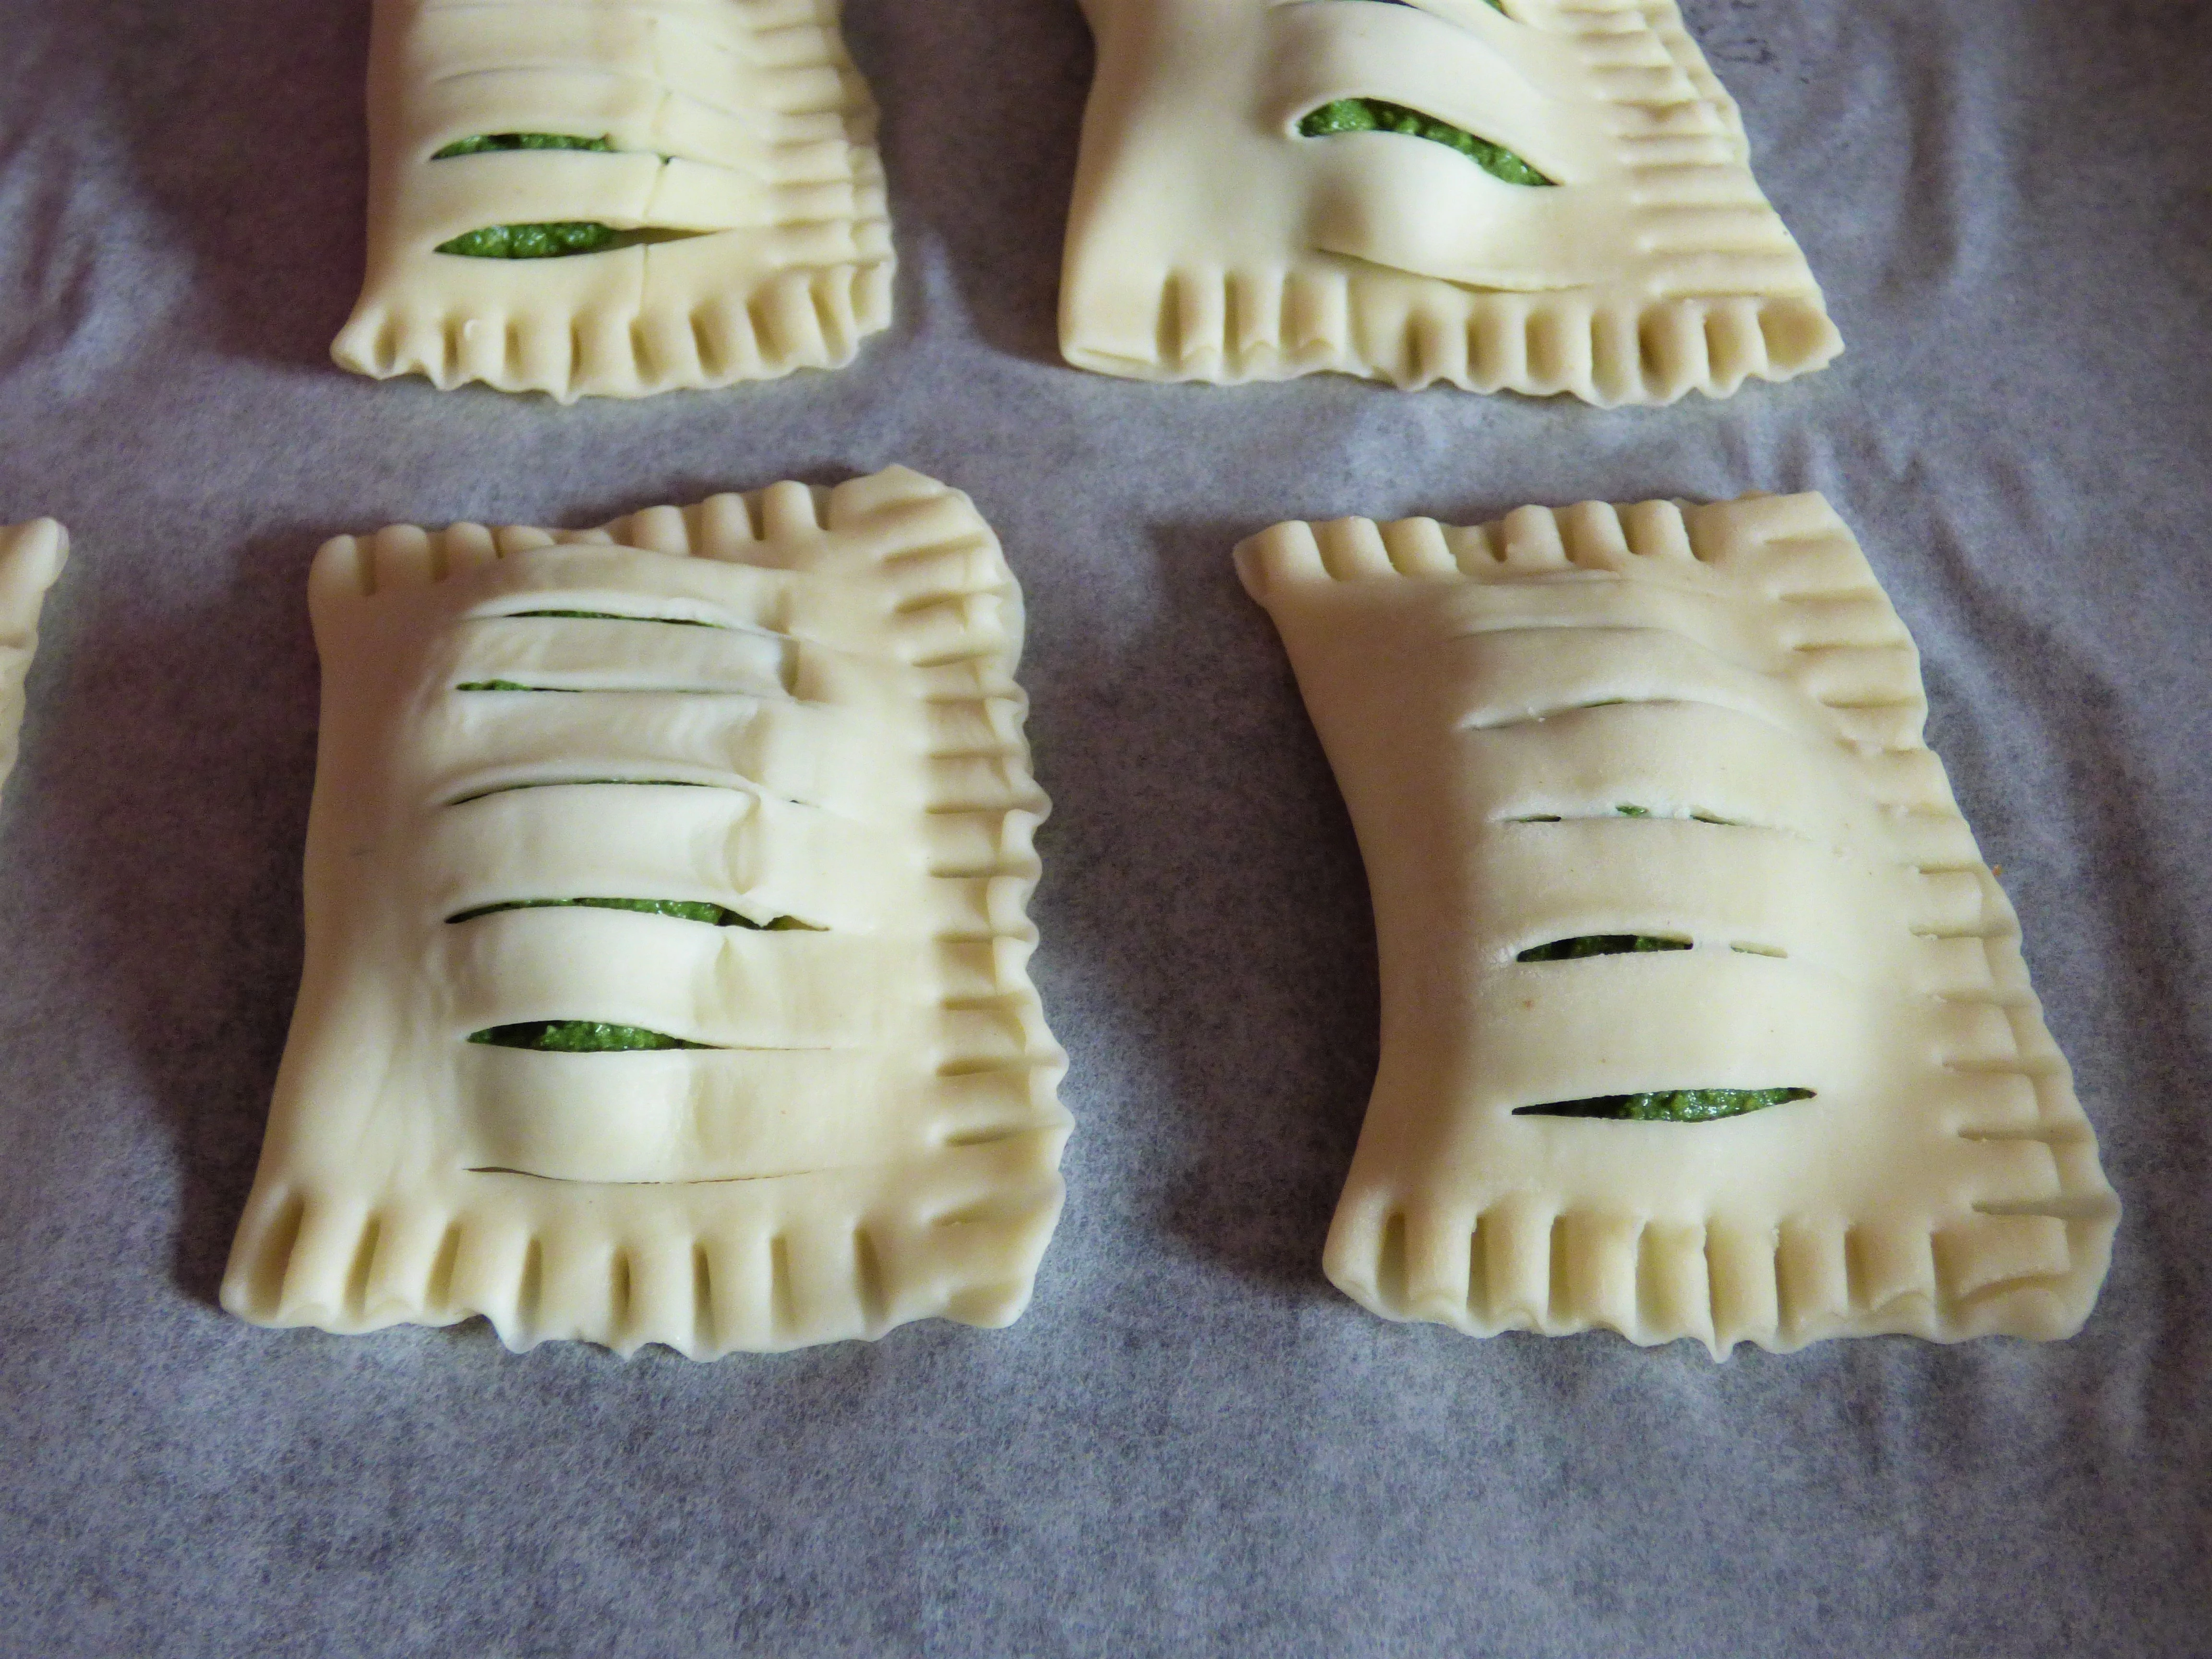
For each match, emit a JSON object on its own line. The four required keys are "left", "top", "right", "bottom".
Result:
{"left": 433, "top": 132, "right": 614, "bottom": 159}
{"left": 1298, "top": 97, "right": 1552, "bottom": 187}
{"left": 1504, "top": 790, "right": 1801, "bottom": 1121}
{"left": 1516, "top": 1088, "right": 1814, "bottom": 1123}
{"left": 447, "top": 896, "right": 810, "bottom": 929}
{"left": 435, "top": 222, "right": 625, "bottom": 260}
{"left": 430, "top": 135, "right": 655, "bottom": 258}
{"left": 470, "top": 1021, "right": 707, "bottom": 1053}
{"left": 1518, "top": 935, "right": 1689, "bottom": 962}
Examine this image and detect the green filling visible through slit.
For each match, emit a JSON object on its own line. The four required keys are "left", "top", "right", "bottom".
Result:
{"left": 1297, "top": 98, "right": 1553, "bottom": 187}
{"left": 447, "top": 896, "right": 813, "bottom": 929}
{"left": 470, "top": 1021, "right": 708, "bottom": 1053}
{"left": 435, "top": 222, "right": 626, "bottom": 259}
{"left": 429, "top": 136, "right": 650, "bottom": 259}
{"left": 433, "top": 132, "right": 615, "bottom": 159}
{"left": 1518, "top": 935, "right": 1689, "bottom": 962}
{"left": 1516, "top": 1088, "right": 1814, "bottom": 1122}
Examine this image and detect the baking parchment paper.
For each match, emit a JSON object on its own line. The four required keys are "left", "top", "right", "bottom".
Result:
{"left": 0, "top": 2, "right": 2205, "bottom": 1654}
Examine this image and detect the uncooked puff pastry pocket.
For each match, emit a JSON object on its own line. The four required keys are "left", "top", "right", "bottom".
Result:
{"left": 222, "top": 467, "right": 1070, "bottom": 1355}
{"left": 1238, "top": 493, "right": 2116, "bottom": 1352}
{"left": 1062, "top": 0, "right": 1840, "bottom": 404}
{"left": 333, "top": 0, "right": 894, "bottom": 399}
{"left": 0, "top": 519, "right": 67, "bottom": 803}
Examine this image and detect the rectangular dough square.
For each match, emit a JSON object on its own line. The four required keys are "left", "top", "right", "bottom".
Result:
{"left": 334, "top": 0, "right": 895, "bottom": 400}
{"left": 0, "top": 519, "right": 67, "bottom": 802}
{"left": 1238, "top": 493, "right": 2116, "bottom": 1352}
{"left": 1063, "top": 0, "right": 1840, "bottom": 404}
{"left": 223, "top": 468, "right": 1070, "bottom": 1356}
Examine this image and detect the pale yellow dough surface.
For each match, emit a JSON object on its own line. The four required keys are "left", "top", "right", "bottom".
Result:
{"left": 1238, "top": 492, "right": 2115, "bottom": 1352}
{"left": 222, "top": 468, "right": 1070, "bottom": 1356}
{"left": 332, "top": 0, "right": 894, "bottom": 400}
{"left": 1063, "top": 0, "right": 1840, "bottom": 404}
{"left": 0, "top": 520, "right": 66, "bottom": 803}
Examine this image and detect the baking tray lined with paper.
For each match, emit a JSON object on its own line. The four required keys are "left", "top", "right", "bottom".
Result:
{"left": 0, "top": 1, "right": 2202, "bottom": 1654}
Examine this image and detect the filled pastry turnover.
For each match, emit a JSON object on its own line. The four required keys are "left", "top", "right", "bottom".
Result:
{"left": 223, "top": 468, "right": 1070, "bottom": 1355}
{"left": 333, "top": 0, "right": 894, "bottom": 399}
{"left": 0, "top": 520, "right": 66, "bottom": 803}
{"left": 1238, "top": 493, "right": 2116, "bottom": 1352}
{"left": 1063, "top": 0, "right": 1839, "bottom": 404}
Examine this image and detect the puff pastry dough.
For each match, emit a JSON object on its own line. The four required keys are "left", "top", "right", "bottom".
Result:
{"left": 222, "top": 468, "right": 1070, "bottom": 1356}
{"left": 1063, "top": 0, "right": 1840, "bottom": 404}
{"left": 332, "top": 0, "right": 894, "bottom": 400}
{"left": 1238, "top": 493, "right": 2116, "bottom": 1352}
{"left": 0, "top": 520, "right": 66, "bottom": 801}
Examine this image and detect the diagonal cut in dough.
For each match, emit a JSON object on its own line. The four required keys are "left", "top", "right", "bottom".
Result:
{"left": 333, "top": 0, "right": 895, "bottom": 400}
{"left": 1063, "top": 0, "right": 1841, "bottom": 404}
{"left": 1238, "top": 492, "right": 2116, "bottom": 1352}
{"left": 0, "top": 520, "right": 67, "bottom": 803}
{"left": 222, "top": 468, "right": 1071, "bottom": 1356}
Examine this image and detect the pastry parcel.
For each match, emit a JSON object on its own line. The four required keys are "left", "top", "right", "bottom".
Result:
{"left": 1064, "top": 0, "right": 1839, "bottom": 403}
{"left": 333, "top": 0, "right": 894, "bottom": 398}
{"left": 1239, "top": 493, "right": 2115, "bottom": 1351}
{"left": 223, "top": 468, "right": 1070, "bottom": 1355}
